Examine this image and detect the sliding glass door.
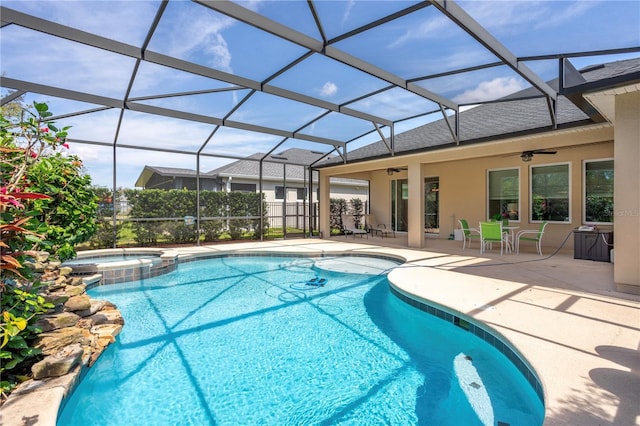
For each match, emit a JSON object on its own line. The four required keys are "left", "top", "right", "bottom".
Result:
{"left": 425, "top": 177, "right": 439, "bottom": 233}
{"left": 391, "top": 179, "right": 408, "bottom": 232}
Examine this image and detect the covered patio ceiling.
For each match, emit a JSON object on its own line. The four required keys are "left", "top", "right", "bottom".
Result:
{"left": 1, "top": 0, "right": 639, "bottom": 187}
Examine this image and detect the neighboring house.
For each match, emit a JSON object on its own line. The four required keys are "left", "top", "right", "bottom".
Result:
{"left": 134, "top": 148, "right": 369, "bottom": 204}
{"left": 134, "top": 167, "right": 223, "bottom": 191}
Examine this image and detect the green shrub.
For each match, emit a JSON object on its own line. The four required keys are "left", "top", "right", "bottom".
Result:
{"left": 165, "top": 221, "right": 197, "bottom": 244}
{"left": 201, "top": 219, "right": 224, "bottom": 242}
{"left": 88, "top": 219, "right": 119, "bottom": 249}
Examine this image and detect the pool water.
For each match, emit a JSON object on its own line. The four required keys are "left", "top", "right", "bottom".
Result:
{"left": 58, "top": 256, "right": 543, "bottom": 425}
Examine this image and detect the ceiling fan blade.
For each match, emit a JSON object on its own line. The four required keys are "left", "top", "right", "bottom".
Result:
{"left": 531, "top": 149, "right": 557, "bottom": 154}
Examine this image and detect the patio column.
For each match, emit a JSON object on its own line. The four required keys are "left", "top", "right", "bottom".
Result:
{"left": 407, "top": 162, "right": 425, "bottom": 248}
{"left": 318, "top": 171, "right": 331, "bottom": 239}
{"left": 613, "top": 90, "right": 640, "bottom": 294}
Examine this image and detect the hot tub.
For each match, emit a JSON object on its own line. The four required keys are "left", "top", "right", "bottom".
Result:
{"left": 64, "top": 248, "right": 178, "bottom": 286}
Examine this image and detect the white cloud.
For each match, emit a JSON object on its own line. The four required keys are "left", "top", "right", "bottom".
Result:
{"left": 461, "top": 0, "right": 600, "bottom": 35}
{"left": 320, "top": 82, "right": 338, "bottom": 97}
{"left": 453, "top": 77, "right": 526, "bottom": 104}
{"left": 160, "top": 6, "right": 236, "bottom": 73}
{"left": 533, "top": 1, "right": 599, "bottom": 29}
{"left": 342, "top": 0, "right": 356, "bottom": 26}
{"left": 388, "top": 15, "right": 450, "bottom": 48}
{"left": 3, "top": 1, "right": 156, "bottom": 45}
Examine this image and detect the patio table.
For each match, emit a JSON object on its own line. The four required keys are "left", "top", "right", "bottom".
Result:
{"left": 503, "top": 226, "right": 520, "bottom": 253}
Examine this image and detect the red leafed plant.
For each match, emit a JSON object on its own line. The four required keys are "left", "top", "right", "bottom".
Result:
{"left": 1, "top": 101, "right": 86, "bottom": 399}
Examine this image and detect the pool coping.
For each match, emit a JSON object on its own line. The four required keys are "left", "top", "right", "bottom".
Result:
{"left": 3, "top": 240, "right": 638, "bottom": 426}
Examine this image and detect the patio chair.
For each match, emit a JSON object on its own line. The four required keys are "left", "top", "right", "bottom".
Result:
{"left": 516, "top": 221, "right": 548, "bottom": 256}
{"left": 366, "top": 213, "right": 395, "bottom": 238}
{"left": 458, "top": 219, "right": 480, "bottom": 249}
{"left": 341, "top": 214, "right": 368, "bottom": 238}
{"left": 480, "top": 221, "right": 506, "bottom": 255}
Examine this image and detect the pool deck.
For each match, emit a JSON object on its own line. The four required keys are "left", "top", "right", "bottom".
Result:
{"left": 2, "top": 236, "right": 638, "bottom": 426}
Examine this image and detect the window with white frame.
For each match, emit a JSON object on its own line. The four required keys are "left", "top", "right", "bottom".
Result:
{"left": 530, "top": 163, "right": 570, "bottom": 222}
{"left": 275, "top": 186, "right": 307, "bottom": 201}
{"left": 488, "top": 168, "right": 519, "bottom": 220}
{"left": 584, "top": 159, "right": 613, "bottom": 223}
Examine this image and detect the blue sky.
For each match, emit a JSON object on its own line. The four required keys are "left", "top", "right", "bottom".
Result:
{"left": 1, "top": 0, "right": 639, "bottom": 189}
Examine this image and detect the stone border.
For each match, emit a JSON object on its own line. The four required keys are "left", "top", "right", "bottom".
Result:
{"left": 1, "top": 254, "right": 124, "bottom": 426}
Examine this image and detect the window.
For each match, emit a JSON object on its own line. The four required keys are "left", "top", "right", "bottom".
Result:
{"left": 275, "top": 186, "right": 285, "bottom": 200}
{"left": 275, "top": 186, "right": 306, "bottom": 200}
{"left": 488, "top": 168, "right": 519, "bottom": 220}
{"left": 230, "top": 183, "right": 256, "bottom": 192}
{"left": 584, "top": 159, "right": 613, "bottom": 223}
{"left": 296, "top": 188, "right": 307, "bottom": 200}
{"left": 530, "top": 163, "right": 570, "bottom": 222}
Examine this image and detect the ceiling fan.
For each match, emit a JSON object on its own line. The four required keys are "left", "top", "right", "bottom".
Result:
{"left": 520, "top": 149, "right": 557, "bottom": 162}
{"left": 386, "top": 167, "right": 408, "bottom": 175}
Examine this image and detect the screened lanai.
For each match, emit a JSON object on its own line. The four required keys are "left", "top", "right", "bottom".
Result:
{"left": 2, "top": 0, "right": 639, "bottom": 244}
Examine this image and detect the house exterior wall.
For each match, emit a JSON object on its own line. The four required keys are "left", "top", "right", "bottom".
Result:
{"left": 329, "top": 125, "right": 616, "bottom": 253}
{"left": 226, "top": 178, "right": 367, "bottom": 203}
{"left": 422, "top": 141, "right": 613, "bottom": 249}
{"left": 613, "top": 90, "right": 640, "bottom": 293}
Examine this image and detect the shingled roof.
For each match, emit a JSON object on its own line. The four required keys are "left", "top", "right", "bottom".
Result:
{"left": 137, "top": 148, "right": 362, "bottom": 186}
{"left": 209, "top": 148, "right": 330, "bottom": 181}
{"left": 320, "top": 57, "right": 640, "bottom": 165}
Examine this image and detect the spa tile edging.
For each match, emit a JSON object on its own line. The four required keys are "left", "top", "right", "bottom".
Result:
{"left": 74, "top": 249, "right": 179, "bottom": 287}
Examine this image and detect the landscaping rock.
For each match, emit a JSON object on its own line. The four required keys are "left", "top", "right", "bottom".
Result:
{"left": 75, "top": 299, "right": 107, "bottom": 317}
{"left": 70, "top": 276, "right": 84, "bottom": 286}
{"left": 44, "top": 291, "right": 69, "bottom": 306}
{"left": 25, "top": 260, "right": 46, "bottom": 272}
{"left": 2, "top": 253, "right": 123, "bottom": 420}
{"left": 34, "top": 251, "right": 50, "bottom": 263}
{"left": 64, "top": 294, "right": 91, "bottom": 311}
{"left": 32, "top": 344, "right": 84, "bottom": 379}
{"left": 34, "top": 312, "right": 81, "bottom": 332}
{"left": 86, "top": 309, "right": 125, "bottom": 327}
{"left": 46, "top": 260, "right": 62, "bottom": 269}
{"left": 34, "top": 327, "right": 86, "bottom": 355}
{"left": 64, "top": 283, "right": 87, "bottom": 297}
{"left": 58, "top": 266, "right": 73, "bottom": 276}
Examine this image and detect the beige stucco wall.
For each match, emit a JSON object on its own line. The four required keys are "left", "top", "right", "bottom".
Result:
{"left": 613, "top": 90, "right": 640, "bottom": 292}
{"left": 324, "top": 125, "right": 616, "bottom": 252}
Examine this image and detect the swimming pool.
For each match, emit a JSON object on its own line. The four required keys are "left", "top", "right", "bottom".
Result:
{"left": 58, "top": 255, "right": 544, "bottom": 425}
